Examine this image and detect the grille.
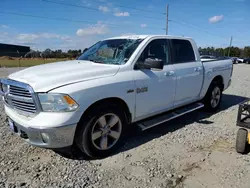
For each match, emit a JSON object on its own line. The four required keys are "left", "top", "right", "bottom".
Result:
{"left": 12, "top": 99, "right": 37, "bottom": 113}
{"left": 9, "top": 85, "right": 32, "bottom": 98}
{"left": 4, "top": 83, "right": 37, "bottom": 114}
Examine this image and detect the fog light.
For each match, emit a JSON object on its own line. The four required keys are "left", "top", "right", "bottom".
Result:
{"left": 41, "top": 133, "right": 50, "bottom": 143}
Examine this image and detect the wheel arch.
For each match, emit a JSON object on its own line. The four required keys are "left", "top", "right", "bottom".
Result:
{"left": 211, "top": 75, "right": 224, "bottom": 90}
{"left": 80, "top": 97, "right": 132, "bottom": 124}
{"left": 202, "top": 75, "right": 224, "bottom": 111}
{"left": 201, "top": 75, "right": 224, "bottom": 100}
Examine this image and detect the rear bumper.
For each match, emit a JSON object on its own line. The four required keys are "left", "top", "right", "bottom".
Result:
{"left": 224, "top": 78, "right": 232, "bottom": 91}
{"left": 8, "top": 117, "right": 77, "bottom": 148}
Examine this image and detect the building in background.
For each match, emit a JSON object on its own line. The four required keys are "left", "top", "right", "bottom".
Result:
{"left": 0, "top": 43, "right": 30, "bottom": 57}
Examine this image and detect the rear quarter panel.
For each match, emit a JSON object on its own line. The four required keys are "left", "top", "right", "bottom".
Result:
{"left": 200, "top": 60, "right": 233, "bottom": 98}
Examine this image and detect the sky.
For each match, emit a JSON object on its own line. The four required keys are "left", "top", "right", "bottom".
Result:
{"left": 0, "top": 0, "right": 249, "bottom": 51}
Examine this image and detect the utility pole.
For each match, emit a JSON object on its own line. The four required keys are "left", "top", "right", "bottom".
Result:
{"left": 166, "top": 4, "right": 169, "bottom": 35}
{"left": 227, "top": 36, "right": 233, "bottom": 57}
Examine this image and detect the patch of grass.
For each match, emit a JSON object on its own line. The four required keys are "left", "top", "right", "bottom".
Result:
{"left": 0, "top": 59, "right": 67, "bottom": 67}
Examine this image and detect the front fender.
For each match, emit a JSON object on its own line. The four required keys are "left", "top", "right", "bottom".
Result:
{"left": 50, "top": 73, "right": 136, "bottom": 123}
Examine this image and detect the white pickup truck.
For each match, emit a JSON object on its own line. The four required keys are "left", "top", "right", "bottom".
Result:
{"left": 0, "top": 35, "right": 233, "bottom": 158}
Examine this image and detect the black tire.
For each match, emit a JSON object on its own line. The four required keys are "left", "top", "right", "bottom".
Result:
{"left": 75, "top": 104, "right": 127, "bottom": 159}
{"left": 236, "top": 128, "right": 248, "bottom": 154}
{"left": 203, "top": 82, "right": 222, "bottom": 112}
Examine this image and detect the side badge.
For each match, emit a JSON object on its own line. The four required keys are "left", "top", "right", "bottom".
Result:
{"left": 136, "top": 87, "right": 148, "bottom": 94}
{"left": 127, "top": 89, "right": 134, "bottom": 93}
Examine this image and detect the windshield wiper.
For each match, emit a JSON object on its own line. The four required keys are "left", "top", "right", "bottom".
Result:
{"left": 89, "top": 59, "right": 120, "bottom": 65}
{"left": 89, "top": 59, "right": 104, "bottom": 64}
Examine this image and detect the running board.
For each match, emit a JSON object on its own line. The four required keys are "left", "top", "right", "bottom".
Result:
{"left": 137, "top": 103, "right": 204, "bottom": 131}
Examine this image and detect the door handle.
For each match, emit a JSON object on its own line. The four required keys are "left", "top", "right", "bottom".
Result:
{"left": 194, "top": 67, "right": 202, "bottom": 72}
{"left": 164, "top": 71, "right": 175, "bottom": 76}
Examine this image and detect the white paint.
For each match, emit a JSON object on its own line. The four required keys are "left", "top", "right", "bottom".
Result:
{"left": 6, "top": 35, "right": 233, "bottom": 130}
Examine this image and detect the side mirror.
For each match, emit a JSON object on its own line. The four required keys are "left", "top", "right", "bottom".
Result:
{"left": 136, "top": 58, "right": 164, "bottom": 70}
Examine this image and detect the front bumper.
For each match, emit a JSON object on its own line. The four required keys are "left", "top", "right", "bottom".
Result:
{"left": 0, "top": 78, "right": 81, "bottom": 149}
{"left": 4, "top": 103, "right": 79, "bottom": 149}
{"left": 8, "top": 117, "right": 77, "bottom": 148}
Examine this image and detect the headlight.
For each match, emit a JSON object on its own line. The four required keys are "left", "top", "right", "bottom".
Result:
{"left": 38, "top": 93, "right": 79, "bottom": 112}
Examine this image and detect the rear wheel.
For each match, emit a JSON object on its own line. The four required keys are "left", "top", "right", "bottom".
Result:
{"left": 236, "top": 128, "right": 248, "bottom": 154}
{"left": 203, "top": 82, "right": 222, "bottom": 112}
{"left": 75, "top": 104, "right": 127, "bottom": 159}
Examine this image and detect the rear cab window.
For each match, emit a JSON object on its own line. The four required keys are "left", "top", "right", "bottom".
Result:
{"left": 170, "top": 39, "right": 195, "bottom": 63}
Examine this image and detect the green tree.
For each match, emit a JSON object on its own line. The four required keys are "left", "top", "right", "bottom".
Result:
{"left": 243, "top": 46, "right": 250, "bottom": 57}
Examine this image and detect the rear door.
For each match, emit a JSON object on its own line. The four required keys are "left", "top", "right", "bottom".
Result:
{"left": 170, "top": 39, "right": 203, "bottom": 107}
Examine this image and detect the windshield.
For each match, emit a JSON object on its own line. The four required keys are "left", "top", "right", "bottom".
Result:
{"left": 77, "top": 39, "right": 143, "bottom": 65}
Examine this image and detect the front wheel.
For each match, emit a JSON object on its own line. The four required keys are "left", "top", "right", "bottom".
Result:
{"left": 203, "top": 83, "right": 222, "bottom": 112}
{"left": 75, "top": 105, "right": 127, "bottom": 159}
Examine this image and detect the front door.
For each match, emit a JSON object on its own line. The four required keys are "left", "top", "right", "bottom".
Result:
{"left": 133, "top": 39, "right": 176, "bottom": 120}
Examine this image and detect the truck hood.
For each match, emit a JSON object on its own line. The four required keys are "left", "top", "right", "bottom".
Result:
{"left": 8, "top": 60, "right": 120, "bottom": 92}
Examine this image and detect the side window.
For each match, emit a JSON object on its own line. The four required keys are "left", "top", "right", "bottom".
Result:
{"left": 137, "top": 39, "right": 169, "bottom": 65}
{"left": 171, "top": 39, "right": 195, "bottom": 63}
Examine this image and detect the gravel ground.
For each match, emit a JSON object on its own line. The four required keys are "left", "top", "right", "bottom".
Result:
{"left": 0, "top": 64, "right": 250, "bottom": 188}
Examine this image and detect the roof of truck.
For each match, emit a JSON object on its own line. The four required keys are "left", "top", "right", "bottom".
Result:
{"left": 106, "top": 35, "right": 192, "bottom": 40}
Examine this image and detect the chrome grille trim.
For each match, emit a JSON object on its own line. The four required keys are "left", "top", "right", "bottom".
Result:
{"left": 8, "top": 94, "right": 34, "bottom": 103}
{"left": 12, "top": 100, "right": 36, "bottom": 107}
{"left": 9, "top": 87, "right": 32, "bottom": 97}
{"left": 0, "top": 79, "right": 41, "bottom": 115}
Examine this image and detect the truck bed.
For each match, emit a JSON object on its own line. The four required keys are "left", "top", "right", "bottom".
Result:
{"left": 199, "top": 59, "right": 233, "bottom": 97}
